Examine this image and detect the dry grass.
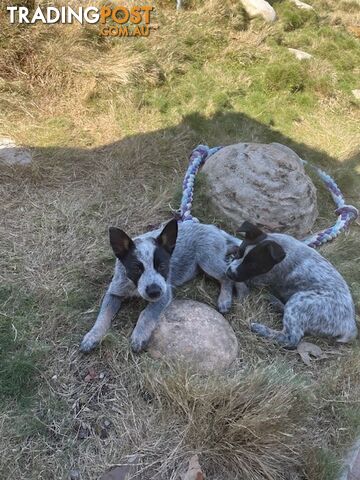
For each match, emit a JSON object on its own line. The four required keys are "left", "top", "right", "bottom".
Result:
{"left": 0, "top": 0, "right": 360, "bottom": 478}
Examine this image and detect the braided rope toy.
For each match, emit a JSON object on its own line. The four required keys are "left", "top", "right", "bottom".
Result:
{"left": 178, "top": 144, "right": 358, "bottom": 248}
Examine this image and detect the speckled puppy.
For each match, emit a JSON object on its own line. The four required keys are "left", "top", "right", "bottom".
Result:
{"left": 80, "top": 219, "right": 244, "bottom": 353}
{"left": 226, "top": 221, "right": 357, "bottom": 347}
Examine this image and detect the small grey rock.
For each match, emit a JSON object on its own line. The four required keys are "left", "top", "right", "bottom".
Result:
{"left": 352, "top": 89, "right": 360, "bottom": 100}
{"left": 288, "top": 48, "right": 313, "bottom": 60}
{"left": 147, "top": 300, "right": 238, "bottom": 373}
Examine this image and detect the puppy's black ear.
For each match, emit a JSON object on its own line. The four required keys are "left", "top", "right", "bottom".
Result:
{"left": 237, "top": 221, "right": 265, "bottom": 242}
{"left": 157, "top": 218, "right": 178, "bottom": 255}
{"left": 239, "top": 240, "right": 286, "bottom": 280}
{"left": 109, "top": 227, "right": 135, "bottom": 260}
{"left": 266, "top": 241, "right": 286, "bottom": 264}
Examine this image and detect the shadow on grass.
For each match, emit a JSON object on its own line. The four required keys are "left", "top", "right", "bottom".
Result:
{"left": 19, "top": 109, "right": 359, "bottom": 232}
{"left": 20, "top": 109, "right": 358, "bottom": 179}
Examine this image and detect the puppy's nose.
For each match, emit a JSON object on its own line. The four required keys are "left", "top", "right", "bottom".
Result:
{"left": 146, "top": 283, "right": 162, "bottom": 299}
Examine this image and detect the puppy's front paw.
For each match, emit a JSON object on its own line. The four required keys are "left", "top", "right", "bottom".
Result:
{"left": 80, "top": 333, "right": 99, "bottom": 353}
{"left": 130, "top": 329, "right": 150, "bottom": 354}
{"left": 218, "top": 299, "right": 232, "bottom": 314}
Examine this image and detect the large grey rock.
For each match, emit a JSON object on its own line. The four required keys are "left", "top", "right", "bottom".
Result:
{"left": 240, "top": 0, "right": 276, "bottom": 22}
{"left": 148, "top": 300, "right": 238, "bottom": 373}
{"left": 202, "top": 142, "right": 318, "bottom": 238}
{"left": 0, "top": 137, "right": 32, "bottom": 166}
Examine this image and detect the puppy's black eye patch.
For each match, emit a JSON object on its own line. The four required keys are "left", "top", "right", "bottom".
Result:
{"left": 123, "top": 253, "right": 144, "bottom": 286}
{"left": 133, "top": 262, "right": 144, "bottom": 274}
{"left": 154, "top": 246, "right": 171, "bottom": 279}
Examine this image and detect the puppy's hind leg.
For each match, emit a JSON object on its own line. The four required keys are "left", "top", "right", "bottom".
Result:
{"left": 198, "top": 256, "right": 233, "bottom": 313}
{"left": 251, "top": 309, "right": 303, "bottom": 349}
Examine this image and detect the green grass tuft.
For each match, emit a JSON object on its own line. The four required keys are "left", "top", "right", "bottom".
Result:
{"left": 276, "top": 1, "right": 319, "bottom": 32}
{"left": 305, "top": 448, "right": 342, "bottom": 480}
{"left": 0, "top": 352, "right": 39, "bottom": 401}
{"left": 263, "top": 59, "right": 308, "bottom": 92}
{"left": 0, "top": 289, "right": 44, "bottom": 405}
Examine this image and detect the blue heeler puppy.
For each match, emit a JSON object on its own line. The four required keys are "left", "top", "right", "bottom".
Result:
{"left": 80, "top": 219, "right": 245, "bottom": 353}
{"left": 226, "top": 221, "right": 357, "bottom": 348}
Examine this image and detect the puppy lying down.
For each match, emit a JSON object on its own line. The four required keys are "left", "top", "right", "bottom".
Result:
{"left": 80, "top": 219, "right": 246, "bottom": 353}
{"left": 227, "top": 221, "right": 357, "bottom": 348}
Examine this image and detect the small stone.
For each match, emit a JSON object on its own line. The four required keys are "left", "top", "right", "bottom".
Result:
{"left": 103, "top": 419, "right": 111, "bottom": 428}
{"left": 288, "top": 48, "right": 313, "bottom": 60}
{"left": 148, "top": 300, "right": 238, "bottom": 373}
{"left": 291, "top": 0, "right": 314, "bottom": 10}
{"left": 51, "top": 375, "right": 58, "bottom": 380}
{"left": 240, "top": 0, "right": 276, "bottom": 22}
{"left": 352, "top": 89, "right": 360, "bottom": 100}
{"left": 0, "top": 137, "right": 32, "bottom": 166}
{"left": 99, "top": 372, "right": 105, "bottom": 379}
